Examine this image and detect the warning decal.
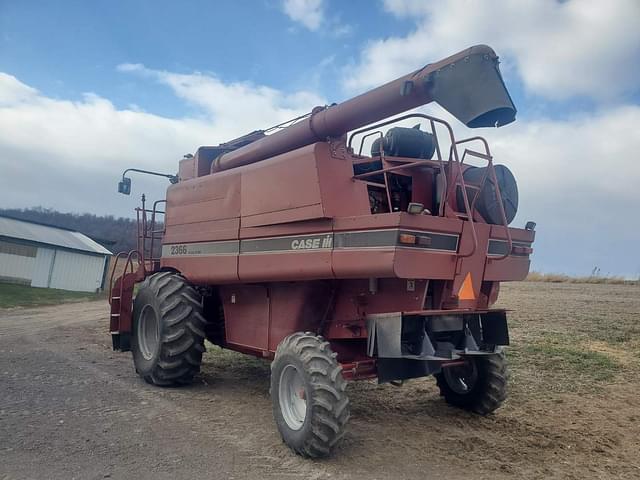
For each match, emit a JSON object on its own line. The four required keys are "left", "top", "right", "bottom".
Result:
{"left": 458, "top": 272, "right": 476, "bottom": 300}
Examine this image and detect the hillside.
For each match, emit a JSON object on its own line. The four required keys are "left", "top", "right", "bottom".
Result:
{"left": 0, "top": 207, "right": 138, "bottom": 254}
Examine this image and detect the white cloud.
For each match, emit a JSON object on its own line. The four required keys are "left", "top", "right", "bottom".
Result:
{"left": 0, "top": 69, "right": 324, "bottom": 218}
{"left": 344, "top": 0, "right": 640, "bottom": 101}
{"left": 0, "top": 73, "right": 38, "bottom": 105}
{"left": 486, "top": 106, "right": 640, "bottom": 277}
{"left": 282, "top": 0, "right": 325, "bottom": 31}
{"left": 117, "top": 64, "right": 324, "bottom": 131}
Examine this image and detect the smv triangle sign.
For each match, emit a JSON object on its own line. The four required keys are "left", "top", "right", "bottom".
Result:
{"left": 458, "top": 272, "right": 475, "bottom": 300}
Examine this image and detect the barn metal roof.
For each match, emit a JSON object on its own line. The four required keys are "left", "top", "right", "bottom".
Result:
{"left": 0, "top": 216, "right": 112, "bottom": 256}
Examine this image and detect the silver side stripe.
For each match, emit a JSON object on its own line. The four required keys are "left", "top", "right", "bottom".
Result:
{"left": 162, "top": 229, "right": 460, "bottom": 258}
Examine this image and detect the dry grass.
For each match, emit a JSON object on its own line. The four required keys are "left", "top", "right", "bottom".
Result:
{"left": 498, "top": 281, "right": 640, "bottom": 397}
{"left": 526, "top": 271, "right": 638, "bottom": 285}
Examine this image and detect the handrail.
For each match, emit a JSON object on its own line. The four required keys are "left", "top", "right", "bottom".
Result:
{"left": 349, "top": 112, "right": 479, "bottom": 259}
{"left": 445, "top": 149, "right": 478, "bottom": 258}
{"left": 352, "top": 158, "right": 433, "bottom": 179}
{"left": 454, "top": 137, "right": 513, "bottom": 261}
{"left": 118, "top": 250, "right": 142, "bottom": 304}
{"left": 149, "top": 200, "right": 167, "bottom": 264}
{"left": 357, "top": 131, "right": 383, "bottom": 156}
{"left": 108, "top": 250, "right": 142, "bottom": 304}
{"left": 348, "top": 113, "right": 454, "bottom": 151}
{"left": 108, "top": 252, "right": 128, "bottom": 304}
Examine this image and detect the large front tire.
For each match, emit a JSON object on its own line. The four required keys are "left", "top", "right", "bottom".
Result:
{"left": 270, "top": 332, "right": 350, "bottom": 458}
{"left": 132, "top": 271, "right": 206, "bottom": 386}
{"left": 435, "top": 352, "right": 508, "bottom": 415}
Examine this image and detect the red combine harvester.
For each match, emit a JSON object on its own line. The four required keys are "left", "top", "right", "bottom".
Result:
{"left": 110, "top": 45, "right": 535, "bottom": 457}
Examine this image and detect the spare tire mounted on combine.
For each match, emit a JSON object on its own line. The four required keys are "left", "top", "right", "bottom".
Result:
{"left": 109, "top": 45, "right": 535, "bottom": 457}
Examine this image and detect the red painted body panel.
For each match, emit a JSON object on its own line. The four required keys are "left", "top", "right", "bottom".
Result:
{"left": 220, "top": 284, "right": 270, "bottom": 351}
{"left": 239, "top": 250, "right": 333, "bottom": 282}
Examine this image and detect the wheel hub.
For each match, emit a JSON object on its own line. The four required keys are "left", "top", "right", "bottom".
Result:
{"left": 443, "top": 360, "right": 478, "bottom": 395}
{"left": 137, "top": 305, "right": 160, "bottom": 361}
{"left": 279, "top": 364, "right": 307, "bottom": 430}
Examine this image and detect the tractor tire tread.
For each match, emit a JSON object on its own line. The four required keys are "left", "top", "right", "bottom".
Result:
{"left": 435, "top": 352, "right": 508, "bottom": 415}
{"left": 133, "top": 272, "right": 205, "bottom": 387}
{"left": 272, "top": 332, "right": 349, "bottom": 459}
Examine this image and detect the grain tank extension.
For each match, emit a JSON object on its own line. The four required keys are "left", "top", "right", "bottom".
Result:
{"left": 109, "top": 45, "right": 535, "bottom": 458}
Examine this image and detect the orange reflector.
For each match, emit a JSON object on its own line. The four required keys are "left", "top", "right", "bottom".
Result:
{"left": 458, "top": 272, "right": 475, "bottom": 300}
{"left": 398, "top": 234, "right": 416, "bottom": 244}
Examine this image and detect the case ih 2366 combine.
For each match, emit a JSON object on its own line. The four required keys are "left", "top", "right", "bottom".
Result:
{"left": 110, "top": 45, "right": 534, "bottom": 457}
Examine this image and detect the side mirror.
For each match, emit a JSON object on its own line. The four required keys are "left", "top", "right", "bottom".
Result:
{"left": 118, "top": 177, "right": 131, "bottom": 195}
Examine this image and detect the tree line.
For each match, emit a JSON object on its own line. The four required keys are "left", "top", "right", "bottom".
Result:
{"left": 0, "top": 207, "right": 139, "bottom": 254}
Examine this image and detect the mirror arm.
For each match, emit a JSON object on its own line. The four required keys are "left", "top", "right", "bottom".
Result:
{"left": 121, "top": 168, "right": 178, "bottom": 184}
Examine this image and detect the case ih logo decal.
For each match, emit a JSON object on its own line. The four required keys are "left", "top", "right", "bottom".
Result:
{"left": 291, "top": 235, "right": 333, "bottom": 250}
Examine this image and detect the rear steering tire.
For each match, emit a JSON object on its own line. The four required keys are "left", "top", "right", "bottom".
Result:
{"left": 435, "top": 352, "right": 508, "bottom": 415}
{"left": 132, "top": 271, "right": 206, "bottom": 386}
{"left": 270, "top": 332, "right": 350, "bottom": 458}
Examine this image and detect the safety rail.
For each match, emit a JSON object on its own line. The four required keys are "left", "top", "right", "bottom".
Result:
{"left": 108, "top": 249, "right": 142, "bottom": 306}
{"left": 348, "top": 113, "right": 478, "bottom": 258}
{"left": 452, "top": 137, "right": 513, "bottom": 261}
{"left": 135, "top": 195, "right": 166, "bottom": 270}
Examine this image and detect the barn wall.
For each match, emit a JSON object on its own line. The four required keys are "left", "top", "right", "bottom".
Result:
{"left": 0, "top": 239, "right": 36, "bottom": 284}
{"left": 0, "top": 252, "right": 35, "bottom": 284}
{"left": 1, "top": 236, "right": 109, "bottom": 292}
{"left": 31, "top": 247, "right": 55, "bottom": 288}
{"left": 49, "top": 250, "right": 106, "bottom": 292}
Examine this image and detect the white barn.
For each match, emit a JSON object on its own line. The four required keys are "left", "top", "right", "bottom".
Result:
{"left": 0, "top": 216, "right": 112, "bottom": 292}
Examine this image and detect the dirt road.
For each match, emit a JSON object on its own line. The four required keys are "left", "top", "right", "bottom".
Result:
{"left": 1, "top": 283, "right": 639, "bottom": 479}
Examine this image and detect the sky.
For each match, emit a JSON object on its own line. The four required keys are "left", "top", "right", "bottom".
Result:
{"left": 0, "top": 0, "right": 639, "bottom": 278}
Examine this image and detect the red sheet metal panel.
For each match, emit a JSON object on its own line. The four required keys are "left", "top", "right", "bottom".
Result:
{"left": 165, "top": 171, "right": 241, "bottom": 225}
{"left": 162, "top": 255, "right": 239, "bottom": 283}
{"left": 267, "top": 282, "right": 332, "bottom": 351}
{"left": 240, "top": 219, "right": 332, "bottom": 239}
{"left": 331, "top": 248, "right": 396, "bottom": 278}
{"left": 484, "top": 256, "right": 531, "bottom": 281}
{"left": 239, "top": 250, "right": 333, "bottom": 282}
{"left": 393, "top": 249, "right": 456, "bottom": 279}
{"left": 220, "top": 284, "right": 270, "bottom": 351}
{"left": 315, "top": 142, "right": 370, "bottom": 218}
{"left": 163, "top": 218, "right": 240, "bottom": 244}
{"left": 450, "top": 222, "right": 491, "bottom": 310}
{"left": 240, "top": 145, "right": 323, "bottom": 223}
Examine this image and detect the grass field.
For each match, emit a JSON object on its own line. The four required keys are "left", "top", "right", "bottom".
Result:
{"left": 0, "top": 283, "right": 102, "bottom": 309}
{"left": 502, "top": 282, "right": 640, "bottom": 394}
